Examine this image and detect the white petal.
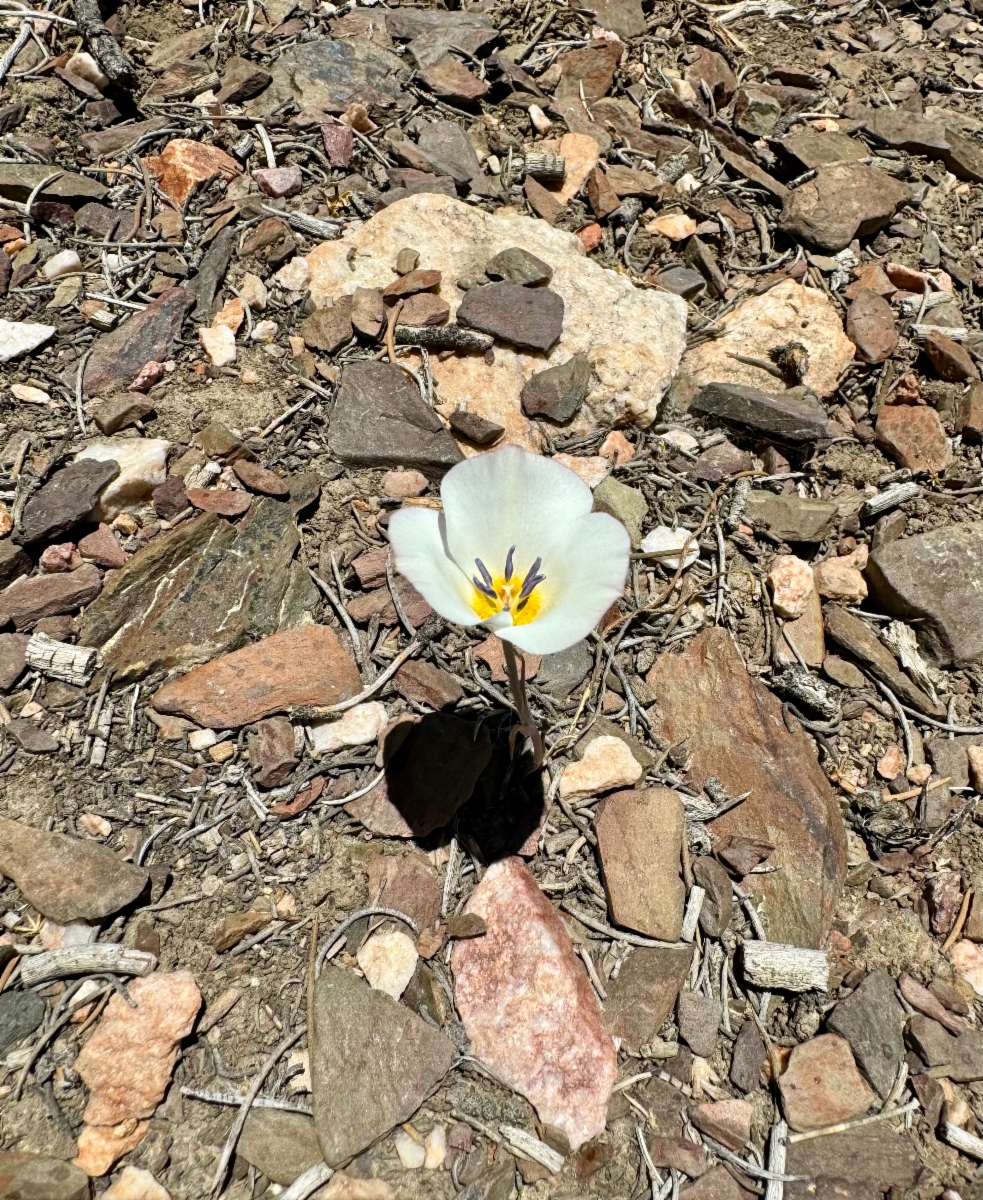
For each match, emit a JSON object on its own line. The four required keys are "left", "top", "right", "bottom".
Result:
{"left": 388, "top": 507, "right": 483, "bottom": 628}
{"left": 498, "top": 511, "right": 630, "bottom": 655}
{"left": 441, "top": 445, "right": 593, "bottom": 583}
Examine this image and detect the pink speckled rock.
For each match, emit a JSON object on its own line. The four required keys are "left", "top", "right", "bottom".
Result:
{"left": 452, "top": 857, "right": 617, "bottom": 1149}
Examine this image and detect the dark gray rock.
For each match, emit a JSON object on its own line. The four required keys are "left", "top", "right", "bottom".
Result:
{"left": 656, "top": 266, "right": 706, "bottom": 299}
{"left": 0, "top": 540, "right": 30, "bottom": 588}
{"left": 866, "top": 523, "right": 982, "bottom": 668}
{"left": 83, "top": 287, "right": 194, "bottom": 396}
{"left": 0, "top": 632, "right": 28, "bottom": 690}
{"left": 826, "top": 969, "right": 905, "bottom": 1099}
{"left": 730, "top": 1018, "right": 767, "bottom": 1092}
{"left": 448, "top": 409, "right": 504, "bottom": 445}
{"left": 188, "top": 226, "right": 237, "bottom": 323}
{"left": 416, "top": 120, "right": 481, "bottom": 186}
{"left": 537, "top": 639, "right": 592, "bottom": 697}
{"left": 0, "top": 815, "right": 148, "bottom": 923}
{"left": 485, "top": 247, "right": 553, "bottom": 287}
{"left": 239, "top": 1110, "right": 323, "bottom": 1185}
{"left": 691, "top": 383, "right": 833, "bottom": 442}
{"left": 17, "top": 458, "right": 120, "bottom": 545}
{"left": 311, "top": 963, "right": 455, "bottom": 1166}
{"left": 743, "top": 491, "right": 838, "bottom": 542}
{"left": 677, "top": 990, "right": 721, "bottom": 1058}
{"left": 329, "top": 360, "right": 464, "bottom": 476}
{"left": 254, "top": 37, "right": 408, "bottom": 114}
{"left": 863, "top": 109, "right": 983, "bottom": 184}
{"left": 0, "top": 990, "right": 45, "bottom": 1055}
{"left": 521, "top": 355, "right": 590, "bottom": 422}
{"left": 458, "top": 282, "right": 564, "bottom": 352}
{"left": 0, "top": 1152, "right": 90, "bottom": 1200}
{"left": 604, "top": 945, "right": 693, "bottom": 1052}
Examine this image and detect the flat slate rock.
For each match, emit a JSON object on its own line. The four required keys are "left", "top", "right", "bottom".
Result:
{"left": 0, "top": 990, "right": 45, "bottom": 1055}
{"left": 646, "top": 628, "right": 847, "bottom": 947}
{"left": 785, "top": 1123, "right": 919, "bottom": 1199}
{"left": 743, "top": 491, "right": 838, "bottom": 542}
{"left": 83, "top": 287, "right": 194, "bottom": 396}
{"left": 0, "top": 1153, "right": 90, "bottom": 1200}
{"left": 17, "top": 458, "right": 120, "bottom": 545}
{"left": 311, "top": 964, "right": 455, "bottom": 1167}
{"left": 484, "top": 246, "right": 553, "bottom": 287}
{"left": 863, "top": 108, "right": 983, "bottom": 184}
{"left": 521, "top": 354, "right": 591, "bottom": 422}
{"left": 865, "top": 522, "right": 982, "bottom": 668}
{"left": 826, "top": 969, "right": 905, "bottom": 1099}
{"left": 238, "top": 1110, "right": 323, "bottom": 1185}
{"left": 778, "top": 162, "right": 911, "bottom": 253}
{"left": 0, "top": 564, "right": 102, "bottom": 630}
{"left": 0, "top": 815, "right": 148, "bottom": 924}
{"left": 252, "top": 37, "right": 408, "bottom": 114}
{"left": 329, "top": 360, "right": 463, "bottom": 476}
{"left": 153, "top": 625, "right": 362, "bottom": 729}
{"left": 0, "top": 163, "right": 107, "bottom": 203}
{"left": 79, "top": 500, "right": 302, "bottom": 683}
{"left": 457, "top": 282, "right": 564, "bottom": 351}
{"left": 604, "top": 946, "right": 693, "bottom": 1051}
{"left": 691, "top": 383, "right": 832, "bottom": 442}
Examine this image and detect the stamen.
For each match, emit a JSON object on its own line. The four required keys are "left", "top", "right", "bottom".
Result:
{"left": 474, "top": 557, "right": 494, "bottom": 589}
{"left": 504, "top": 545, "right": 516, "bottom": 583}
{"left": 472, "top": 575, "right": 497, "bottom": 600}
{"left": 519, "top": 557, "right": 545, "bottom": 600}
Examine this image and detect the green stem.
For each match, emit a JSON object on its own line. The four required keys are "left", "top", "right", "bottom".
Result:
{"left": 502, "top": 640, "right": 545, "bottom": 768}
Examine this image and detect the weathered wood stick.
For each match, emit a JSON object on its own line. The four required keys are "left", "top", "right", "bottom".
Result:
{"left": 26, "top": 632, "right": 99, "bottom": 686}
{"left": 741, "top": 941, "right": 830, "bottom": 992}
{"left": 19, "top": 945, "right": 156, "bottom": 988}
{"left": 72, "top": 0, "right": 135, "bottom": 86}
{"left": 393, "top": 325, "right": 493, "bottom": 352}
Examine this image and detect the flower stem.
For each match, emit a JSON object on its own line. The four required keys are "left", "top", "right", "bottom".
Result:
{"left": 501, "top": 640, "right": 545, "bottom": 769}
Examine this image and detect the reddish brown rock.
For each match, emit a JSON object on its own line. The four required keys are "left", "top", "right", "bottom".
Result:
{"left": 957, "top": 381, "right": 982, "bottom": 443}
{"left": 232, "top": 459, "right": 289, "bottom": 497}
{"left": 83, "top": 287, "right": 194, "bottom": 396}
{"left": 78, "top": 523, "right": 127, "bottom": 568}
{"left": 846, "top": 288, "right": 897, "bottom": 364}
{"left": 152, "top": 626, "right": 362, "bottom": 728}
{"left": 586, "top": 165, "right": 621, "bottom": 218}
{"left": 0, "top": 632, "right": 29, "bottom": 689}
{"left": 452, "top": 857, "right": 617, "bottom": 1149}
{"left": 395, "top": 658, "right": 463, "bottom": 709}
{"left": 595, "top": 787, "right": 685, "bottom": 941}
{"left": 186, "top": 487, "right": 252, "bottom": 517}
{"left": 0, "top": 564, "right": 102, "bottom": 630}
{"left": 645, "top": 628, "right": 846, "bottom": 948}
{"left": 680, "top": 1166, "right": 757, "bottom": 1200}
{"left": 604, "top": 946, "right": 693, "bottom": 1051}
{"left": 875, "top": 404, "right": 953, "bottom": 473}
{"left": 646, "top": 1137, "right": 709, "bottom": 1178}
{"left": 249, "top": 715, "right": 298, "bottom": 788}
{"left": 925, "top": 329, "right": 979, "bottom": 383}
{"left": 397, "top": 292, "right": 450, "bottom": 326}
{"left": 784, "top": 1124, "right": 920, "bottom": 1200}
{"left": 322, "top": 124, "right": 354, "bottom": 168}
{"left": 473, "top": 634, "right": 540, "bottom": 683}
{"left": 685, "top": 47, "right": 737, "bottom": 104}
{"left": 777, "top": 1033, "right": 876, "bottom": 1132}
{"left": 366, "top": 850, "right": 442, "bottom": 932}
{"left": 143, "top": 138, "right": 242, "bottom": 207}
{"left": 382, "top": 269, "right": 441, "bottom": 299}
{"left": 152, "top": 475, "right": 189, "bottom": 519}
{"left": 690, "top": 1099, "right": 752, "bottom": 1152}
{"left": 213, "top": 909, "right": 272, "bottom": 952}
{"left": 421, "top": 56, "right": 489, "bottom": 102}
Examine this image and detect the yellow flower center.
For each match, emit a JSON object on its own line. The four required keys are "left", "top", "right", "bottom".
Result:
{"left": 470, "top": 548, "right": 545, "bottom": 626}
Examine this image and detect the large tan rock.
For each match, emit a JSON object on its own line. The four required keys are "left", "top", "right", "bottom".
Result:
{"left": 681, "top": 279, "right": 854, "bottom": 398}
{"left": 306, "top": 193, "right": 687, "bottom": 434}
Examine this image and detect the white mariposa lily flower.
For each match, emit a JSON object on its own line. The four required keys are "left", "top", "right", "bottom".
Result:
{"left": 389, "top": 445, "right": 631, "bottom": 656}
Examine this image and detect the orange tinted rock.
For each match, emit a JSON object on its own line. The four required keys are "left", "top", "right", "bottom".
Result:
{"left": 76, "top": 1119, "right": 150, "bottom": 1177}
{"left": 778, "top": 1033, "right": 876, "bottom": 1131}
{"left": 875, "top": 404, "right": 953, "bottom": 473}
{"left": 143, "top": 138, "right": 242, "bottom": 206}
{"left": 186, "top": 487, "right": 252, "bottom": 516}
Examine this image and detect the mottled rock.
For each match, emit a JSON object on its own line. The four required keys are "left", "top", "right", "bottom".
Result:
{"left": 366, "top": 849, "right": 441, "bottom": 932}
{"left": 646, "top": 628, "right": 846, "bottom": 947}
{"left": 744, "top": 492, "right": 837, "bottom": 543}
{"left": 0, "top": 990, "right": 45, "bottom": 1055}
{"left": 0, "top": 564, "right": 102, "bottom": 630}
{"left": 692, "top": 856, "right": 734, "bottom": 938}
{"left": 0, "top": 632, "right": 28, "bottom": 690}
{"left": 604, "top": 946, "right": 693, "bottom": 1051}
{"left": 521, "top": 355, "right": 591, "bottom": 422}
{"left": 238, "top": 1111, "right": 322, "bottom": 1185}
{"left": 214, "top": 55, "right": 272, "bottom": 104}
{"left": 248, "top": 715, "right": 297, "bottom": 788}
{"left": 777, "top": 1033, "right": 876, "bottom": 1132}
{"left": 768, "top": 555, "right": 815, "bottom": 619}
{"left": 397, "top": 292, "right": 450, "bottom": 326}
{"left": 734, "top": 85, "right": 782, "bottom": 137}
{"left": 681, "top": 281, "right": 853, "bottom": 398}
{"left": 866, "top": 523, "right": 982, "bottom": 668}
{"left": 824, "top": 606, "right": 945, "bottom": 715}
{"left": 826, "top": 969, "right": 905, "bottom": 1098}
{"left": 17, "top": 458, "right": 120, "bottom": 545}
{"left": 778, "top": 163, "right": 911, "bottom": 252}
{"left": 311, "top": 964, "right": 454, "bottom": 1166}
{"left": 306, "top": 194, "right": 687, "bottom": 431}
{"left": 595, "top": 787, "right": 685, "bottom": 941}
{"left": 680, "top": 1166, "right": 755, "bottom": 1200}
{"left": 153, "top": 625, "right": 361, "bottom": 728}
{"left": 555, "top": 41, "right": 621, "bottom": 104}
{"left": 592, "top": 476, "right": 646, "bottom": 545}
{"left": 308, "top": 701, "right": 387, "bottom": 755}
{"left": 143, "top": 139, "right": 241, "bottom": 206}
{"left": 186, "top": 487, "right": 250, "bottom": 517}
{"left": 485, "top": 247, "right": 553, "bottom": 287}
{"left": 875, "top": 404, "right": 953, "bottom": 474}
{"left": 847, "top": 288, "right": 897, "bottom": 364}
{"left": 74, "top": 439, "right": 169, "bottom": 522}
{"left": 330, "top": 360, "right": 463, "bottom": 476}
{"left": 447, "top": 409, "right": 504, "bottom": 445}
{"left": 0, "top": 1154, "right": 90, "bottom": 1200}
{"left": 559, "top": 734, "right": 643, "bottom": 800}
{"left": 690, "top": 1099, "right": 752, "bottom": 1152}
{"left": 452, "top": 858, "right": 617, "bottom": 1149}
{"left": 677, "top": 990, "right": 721, "bottom": 1058}
{"left": 83, "top": 288, "right": 194, "bottom": 396}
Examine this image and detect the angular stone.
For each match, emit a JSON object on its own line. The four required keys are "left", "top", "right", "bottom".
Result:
{"left": 212, "top": 910, "right": 272, "bottom": 952}
{"left": 366, "top": 849, "right": 441, "bottom": 932}
{"left": 348, "top": 713, "right": 491, "bottom": 837}
{"left": 847, "top": 288, "right": 897, "bottom": 364}
{"left": 730, "top": 1019, "right": 767, "bottom": 1092}
{"left": 0, "top": 319, "right": 56, "bottom": 363}
{"left": 677, "top": 990, "right": 721, "bottom": 1058}
{"left": 779, "top": 129, "right": 868, "bottom": 170}
{"left": 350, "top": 287, "right": 385, "bottom": 339}
{"left": 957, "top": 381, "right": 982, "bottom": 442}
{"left": 214, "top": 55, "right": 272, "bottom": 104}
{"left": 679, "top": 1166, "right": 755, "bottom": 1200}
{"left": 646, "top": 1136, "right": 708, "bottom": 1179}
{"left": 75, "top": 439, "right": 169, "bottom": 522}
{"left": 657, "top": 266, "right": 706, "bottom": 299}
{"left": 186, "top": 487, "right": 251, "bottom": 517}
{"left": 604, "top": 946, "right": 693, "bottom": 1051}
{"left": 824, "top": 606, "right": 945, "bottom": 716}
{"left": 485, "top": 247, "right": 553, "bottom": 288}
{"left": 75, "top": 972, "right": 201, "bottom": 1171}
{"left": 458, "top": 282, "right": 564, "bottom": 352}
{"left": 248, "top": 715, "right": 297, "bottom": 788}
{"left": 646, "top": 629, "right": 846, "bottom": 947}
{"left": 0, "top": 632, "right": 29, "bottom": 690}
{"left": 17, "top": 458, "right": 119, "bottom": 546}
{"left": 681, "top": 280, "right": 854, "bottom": 399}
{"left": 692, "top": 856, "right": 734, "bottom": 938}
{"left": 875, "top": 404, "right": 952, "bottom": 474}
{"left": 826, "top": 969, "right": 905, "bottom": 1099}
{"left": 253, "top": 37, "right": 408, "bottom": 116}
{"left": 692, "top": 383, "right": 832, "bottom": 442}
{"left": 311, "top": 964, "right": 454, "bottom": 1166}
{"left": 690, "top": 1099, "right": 752, "bottom": 1152}
{"left": 744, "top": 492, "right": 838, "bottom": 543}
{"left": 397, "top": 292, "right": 449, "bottom": 326}
{"left": 395, "top": 658, "right": 463, "bottom": 709}
{"left": 79, "top": 501, "right": 304, "bottom": 683}
{"left": 685, "top": 48, "right": 737, "bottom": 104}
{"left": 0, "top": 816, "right": 148, "bottom": 923}
{"left": 778, "top": 163, "right": 911, "bottom": 252}
{"left": 775, "top": 588, "right": 825, "bottom": 669}
{"left": 925, "top": 329, "right": 979, "bottom": 382}
{"left": 521, "top": 355, "right": 590, "bottom": 422}
{"left": 239, "top": 1110, "right": 322, "bottom": 1185}
{"left": 153, "top": 625, "right": 360, "bottom": 729}
{"left": 778, "top": 1034, "right": 876, "bottom": 1132}
{"left": 584, "top": 0, "right": 645, "bottom": 38}
{"left": 142, "top": 139, "right": 242, "bottom": 207}
{"left": 383, "top": 268, "right": 442, "bottom": 299}
{"left": 769, "top": 555, "right": 815, "bottom": 619}
{"left": 733, "top": 86, "right": 782, "bottom": 138}
{"left": 559, "top": 734, "right": 643, "bottom": 800}
{"left": 866, "top": 523, "right": 982, "bottom": 668}
{"left": 0, "top": 990, "right": 45, "bottom": 1055}
{"left": 89, "top": 391, "right": 155, "bottom": 435}
{"left": 444, "top": 409, "right": 502, "bottom": 447}
{"left": 329, "top": 360, "right": 463, "bottom": 477}
{"left": 421, "top": 56, "right": 488, "bottom": 102}
{"left": 0, "top": 163, "right": 107, "bottom": 204}
{"left": 452, "top": 857, "right": 617, "bottom": 1149}
{"left": 357, "top": 929, "right": 418, "bottom": 998}
{"left": 813, "top": 558, "right": 867, "bottom": 604}
{"left": 232, "top": 459, "right": 288, "bottom": 497}
{"left": 83, "top": 287, "right": 194, "bottom": 396}
{"left": 595, "top": 787, "right": 684, "bottom": 940}
{"left": 863, "top": 109, "right": 983, "bottom": 184}
{"left": 416, "top": 121, "right": 480, "bottom": 185}
{"left": 0, "top": 541, "right": 29, "bottom": 590}
{"left": 0, "top": 564, "right": 102, "bottom": 630}
{"left": 0, "top": 1154, "right": 90, "bottom": 1200}
{"left": 784, "top": 1124, "right": 920, "bottom": 1198}
{"left": 306, "top": 193, "right": 687, "bottom": 431}
{"left": 6, "top": 719, "right": 59, "bottom": 753}
{"left": 555, "top": 41, "right": 621, "bottom": 104}
{"left": 152, "top": 476, "right": 188, "bottom": 519}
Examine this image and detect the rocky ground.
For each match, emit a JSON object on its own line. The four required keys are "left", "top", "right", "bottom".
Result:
{"left": 0, "top": 0, "right": 981, "bottom": 1196}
